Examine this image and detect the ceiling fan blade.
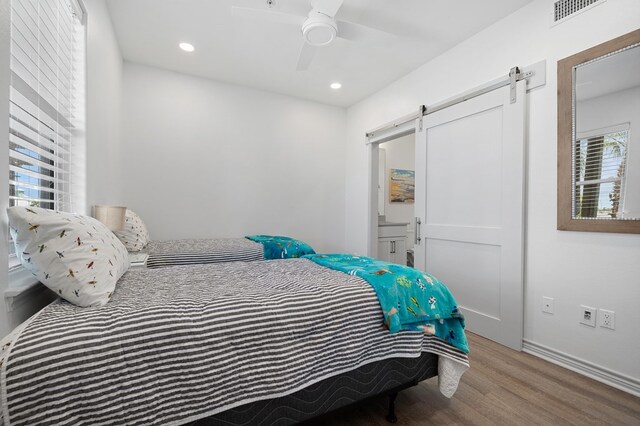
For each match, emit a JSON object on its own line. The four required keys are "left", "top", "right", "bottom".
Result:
{"left": 231, "top": 6, "right": 305, "bottom": 27}
{"left": 296, "top": 43, "right": 318, "bottom": 71}
{"left": 337, "top": 20, "right": 405, "bottom": 47}
{"left": 311, "top": 0, "right": 344, "bottom": 18}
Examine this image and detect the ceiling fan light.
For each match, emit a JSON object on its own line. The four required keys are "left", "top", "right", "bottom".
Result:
{"left": 303, "top": 23, "right": 336, "bottom": 45}
{"left": 302, "top": 12, "right": 337, "bottom": 46}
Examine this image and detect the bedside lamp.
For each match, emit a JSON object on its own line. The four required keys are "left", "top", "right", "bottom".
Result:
{"left": 93, "top": 205, "right": 127, "bottom": 232}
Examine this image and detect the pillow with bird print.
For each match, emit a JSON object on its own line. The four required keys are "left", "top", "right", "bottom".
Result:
{"left": 7, "top": 206, "right": 130, "bottom": 307}
{"left": 114, "top": 209, "right": 150, "bottom": 252}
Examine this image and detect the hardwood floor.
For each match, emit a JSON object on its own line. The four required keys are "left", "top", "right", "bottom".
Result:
{"left": 305, "top": 332, "right": 640, "bottom": 425}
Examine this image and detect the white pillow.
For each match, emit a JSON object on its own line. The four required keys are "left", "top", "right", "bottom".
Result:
{"left": 7, "top": 206, "right": 130, "bottom": 307}
{"left": 114, "top": 209, "right": 150, "bottom": 252}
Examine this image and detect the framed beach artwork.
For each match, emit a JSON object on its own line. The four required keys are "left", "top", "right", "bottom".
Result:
{"left": 389, "top": 169, "right": 415, "bottom": 204}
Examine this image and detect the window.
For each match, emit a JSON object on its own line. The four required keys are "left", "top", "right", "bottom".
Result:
{"left": 8, "top": 0, "right": 86, "bottom": 268}
{"left": 574, "top": 126, "right": 629, "bottom": 219}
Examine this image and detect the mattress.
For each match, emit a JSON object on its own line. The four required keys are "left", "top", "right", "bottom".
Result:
{"left": 144, "top": 238, "right": 264, "bottom": 268}
{"left": 0, "top": 259, "right": 468, "bottom": 425}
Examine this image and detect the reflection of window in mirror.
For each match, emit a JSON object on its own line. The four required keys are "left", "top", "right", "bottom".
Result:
{"left": 574, "top": 126, "right": 629, "bottom": 219}
{"left": 558, "top": 29, "right": 640, "bottom": 233}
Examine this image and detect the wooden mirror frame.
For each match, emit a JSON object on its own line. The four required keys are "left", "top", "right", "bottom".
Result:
{"left": 557, "top": 29, "right": 640, "bottom": 234}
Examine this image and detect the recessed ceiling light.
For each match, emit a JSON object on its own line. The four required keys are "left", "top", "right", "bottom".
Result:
{"left": 179, "top": 42, "right": 195, "bottom": 52}
{"left": 330, "top": 82, "right": 342, "bottom": 90}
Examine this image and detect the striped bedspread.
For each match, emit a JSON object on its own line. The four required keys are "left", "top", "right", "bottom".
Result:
{"left": 144, "top": 238, "right": 264, "bottom": 268}
{"left": 0, "top": 259, "right": 468, "bottom": 426}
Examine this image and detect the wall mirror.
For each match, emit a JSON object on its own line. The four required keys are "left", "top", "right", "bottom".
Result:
{"left": 558, "top": 29, "right": 640, "bottom": 233}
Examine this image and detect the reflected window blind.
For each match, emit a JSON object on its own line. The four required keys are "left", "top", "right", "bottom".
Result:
{"left": 8, "top": 0, "right": 85, "bottom": 265}
{"left": 574, "top": 126, "right": 629, "bottom": 219}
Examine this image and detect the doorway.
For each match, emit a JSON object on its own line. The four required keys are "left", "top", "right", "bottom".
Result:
{"left": 366, "top": 111, "right": 420, "bottom": 266}
{"left": 377, "top": 135, "right": 416, "bottom": 267}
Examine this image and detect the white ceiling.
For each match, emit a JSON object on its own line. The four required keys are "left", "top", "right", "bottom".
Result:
{"left": 106, "top": 0, "right": 533, "bottom": 107}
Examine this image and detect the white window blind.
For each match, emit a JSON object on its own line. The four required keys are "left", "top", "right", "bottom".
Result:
{"left": 8, "top": 0, "right": 85, "bottom": 267}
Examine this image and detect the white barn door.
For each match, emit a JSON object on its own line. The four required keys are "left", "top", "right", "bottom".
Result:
{"left": 414, "top": 81, "right": 526, "bottom": 350}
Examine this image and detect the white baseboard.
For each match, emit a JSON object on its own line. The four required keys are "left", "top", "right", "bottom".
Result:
{"left": 522, "top": 339, "right": 640, "bottom": 397}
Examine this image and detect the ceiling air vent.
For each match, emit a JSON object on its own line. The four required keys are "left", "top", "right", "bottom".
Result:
{"left": 554, "top": 0, "right": 606, "bottom": 23}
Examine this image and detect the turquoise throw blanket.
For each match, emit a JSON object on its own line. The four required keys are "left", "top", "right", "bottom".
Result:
{"left": 246, "top": 235, "right": 316, "bottom": 260}
{"left": 304, "top": 254, "right": 469, "bottom": 353}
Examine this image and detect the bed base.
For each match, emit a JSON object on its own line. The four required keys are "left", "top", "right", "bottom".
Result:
{"left": 190, "top": 352, "right": 438, "bottom": 425}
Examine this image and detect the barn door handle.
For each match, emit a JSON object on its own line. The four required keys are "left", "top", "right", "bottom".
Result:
{"left": 415, "top": 217, "right": 422, "bottom": 245}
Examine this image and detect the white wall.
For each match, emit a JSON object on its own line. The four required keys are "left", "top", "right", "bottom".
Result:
{"left": 577, "top": 86, "right": 640, "bottom": 218}
{"left": 118, "top": 62, "right": 347, "bottom": 253}
{"left": 379, "top": 135, "right": 416, "bottom": 248}
{"left": 85, "top": 0, "right": 124, "bottom": 214}
{"left": 345, "top": 0, "right": 640, "bottom": 383}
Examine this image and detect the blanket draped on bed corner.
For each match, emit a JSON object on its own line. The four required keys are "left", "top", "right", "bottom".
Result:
{"left": 304, "top": 254, "right": 469, "bottom": 353}
{"left": 245, "top": 235, "right": 315, "bottom": 259}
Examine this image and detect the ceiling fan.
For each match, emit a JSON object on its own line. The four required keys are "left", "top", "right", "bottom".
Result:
{"left": 232, "top": 0, "right": 403, "bottom": 71}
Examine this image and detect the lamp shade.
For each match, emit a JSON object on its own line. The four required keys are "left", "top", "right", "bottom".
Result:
{"left": 92, "top": 205, "right": 127, "bottom": 231}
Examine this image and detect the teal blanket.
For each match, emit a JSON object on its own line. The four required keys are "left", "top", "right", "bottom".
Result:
{"left": 246, "top": 235, "right": 316, "bottom": 260}
{"left": 304, "top": 254, "right": 468, "bottom": 353}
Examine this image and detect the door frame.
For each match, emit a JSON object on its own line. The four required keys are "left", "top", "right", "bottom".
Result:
{"left": 366, "top": 119, "right": 418, "bottom": 257}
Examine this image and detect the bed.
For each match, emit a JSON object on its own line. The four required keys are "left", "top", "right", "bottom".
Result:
{"left": 3, "top": 206, "right": 468, "bottom": 425}
{"left": 116, "top": 208, "right": 316, "bottom": 268}
{"left": 142, "top": 238, "right": 265, "bottom": 268}
{"left": 0, "top": 258, "right": 468, "bottom": 425}
{"left": 142, "top": 236, "right": 315, "bottom": 269}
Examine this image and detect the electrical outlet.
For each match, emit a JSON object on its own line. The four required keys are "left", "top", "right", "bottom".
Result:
{"left": 579, "top": 305, "right": 597, "bottom": 327}
{"left": 542, "top": 296, "right": 554, "bottom": 314}
{"left": 599, "top": 309, "right": 615, "bottom": 330}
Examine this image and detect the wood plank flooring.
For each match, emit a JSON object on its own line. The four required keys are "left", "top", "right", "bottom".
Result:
{"left": 304, "top": 332, "right": 640, "bottom": 425}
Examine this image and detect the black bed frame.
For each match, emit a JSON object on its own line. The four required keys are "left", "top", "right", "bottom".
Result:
{"left": 189, "top": 352, "right": 438, "bottom": 425}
